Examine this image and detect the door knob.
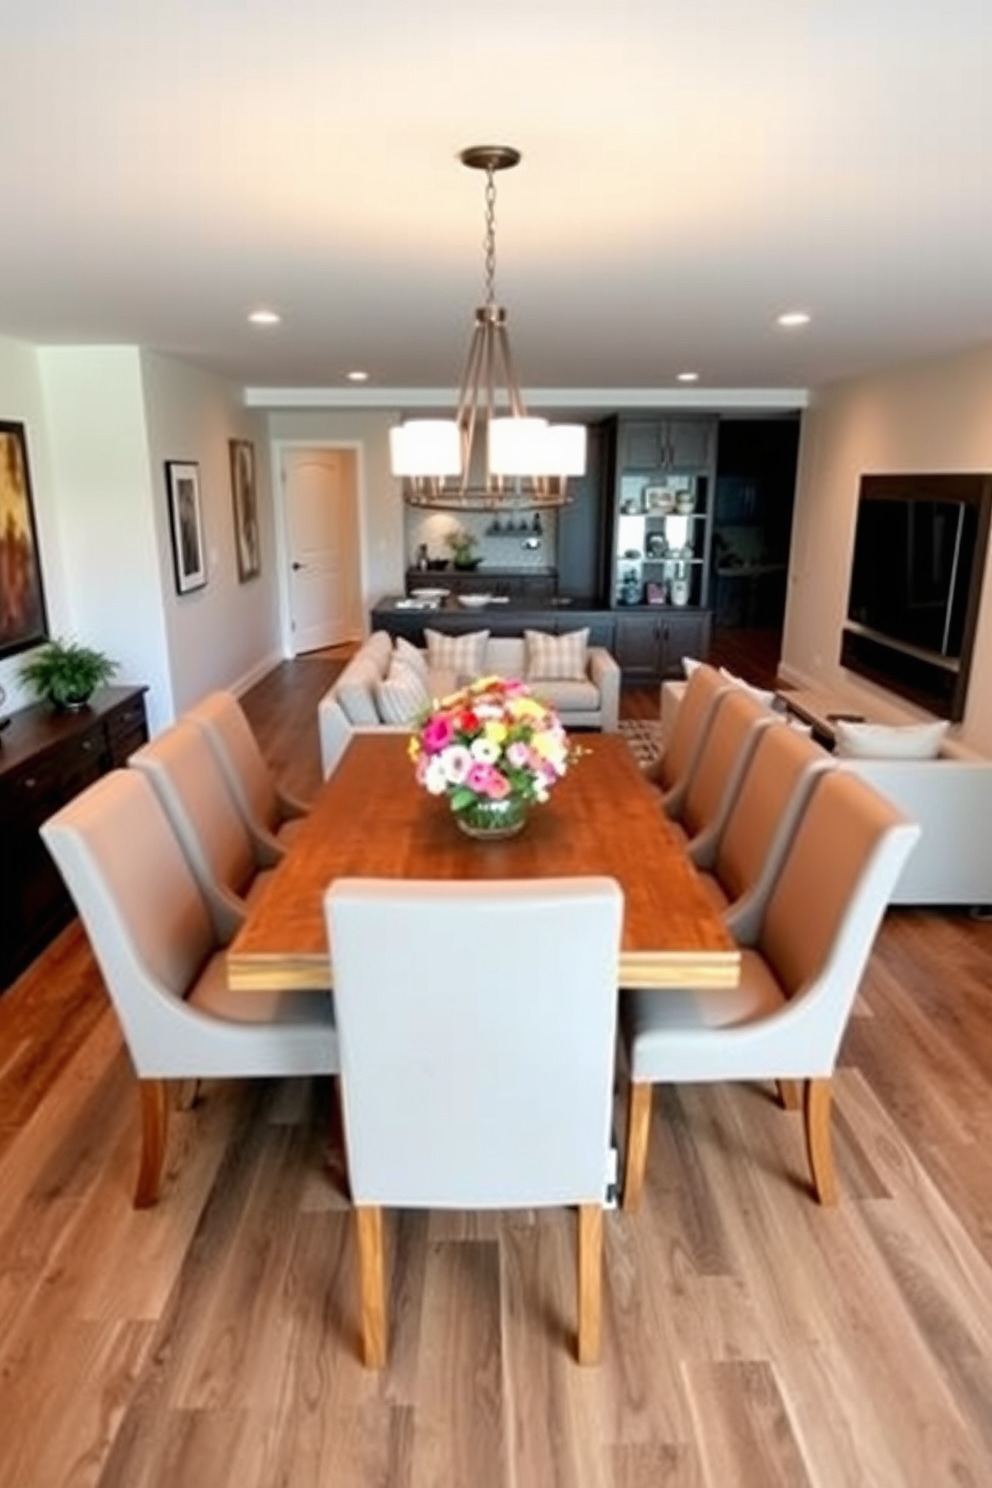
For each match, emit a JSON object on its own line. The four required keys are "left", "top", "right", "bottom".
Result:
{"left": 292, "top": 561, "right": 305, "bottom": 571}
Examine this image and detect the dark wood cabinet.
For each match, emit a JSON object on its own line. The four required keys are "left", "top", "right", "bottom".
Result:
{"left": 614, "top": 610, "right": 712, "bottom": 682}
{"left": 0, "top": 685, "right": 149, "bottom": 991}
{"left": 619, "top": 417, "right": 716, "bottom": 473}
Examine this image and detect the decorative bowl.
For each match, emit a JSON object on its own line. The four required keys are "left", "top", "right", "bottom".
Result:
{"left": 458, "top": 593, "right": 492, "bottom": 609}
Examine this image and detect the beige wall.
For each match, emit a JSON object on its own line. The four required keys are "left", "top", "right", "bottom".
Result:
{"left": 782, "top": 342, "right": 992, "bottom": 753}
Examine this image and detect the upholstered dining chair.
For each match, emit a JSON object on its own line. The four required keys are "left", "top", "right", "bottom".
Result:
{"left": 663, "top": 686, "right": 777, "bottom": 854}
{"left": 325, "top": 876, "right": 624, "bottom": 1368}
{"left": 41, "top": 770, "right": 338, "bottom": 1207}
{"left": 689, "top": 718, "right": 834, "bottom": 923}
{"left": 645, "top": 663, "right": 731, "bottom": 818}
{"left": 129, "top": 718, "right": 280, "bottom": 932}
{"left": 620, "top": 770, "right": 920, "bottom": 1211}
{"left": 186, "top": 688, "right": 309, "bottom": 855}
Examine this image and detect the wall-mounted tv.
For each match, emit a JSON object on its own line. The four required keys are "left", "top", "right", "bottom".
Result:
{"left": 841, "top": 472, "right": 992, "bottom": 720}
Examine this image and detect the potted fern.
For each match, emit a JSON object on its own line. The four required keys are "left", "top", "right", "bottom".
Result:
{"left": 19, "top": 638, "right": 118, "bottom": 711}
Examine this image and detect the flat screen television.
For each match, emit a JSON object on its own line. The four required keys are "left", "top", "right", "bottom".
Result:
{"left": 842, "top": 473, "right": 992, "bottom": 720}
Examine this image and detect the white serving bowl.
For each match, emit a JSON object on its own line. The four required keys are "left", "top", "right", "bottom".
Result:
{"left": 458, "top": 593, "right": 492, "bottom": 609}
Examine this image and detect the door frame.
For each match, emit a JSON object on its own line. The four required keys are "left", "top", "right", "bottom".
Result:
{"left": 270, "top": 438, "right": 368, "bottom": 657}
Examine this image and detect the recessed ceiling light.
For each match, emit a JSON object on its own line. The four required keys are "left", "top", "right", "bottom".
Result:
{"left": 347, "top": 370, "right": 369, "bottom": 382}
{"left": 248, "top": 309, "right": 281, "bottom": 326}
{"left": 676, "top": 371, "right": 699, "bottom": 383}
{"left": 777, "top": 310, "right": 811, "bottom": 328}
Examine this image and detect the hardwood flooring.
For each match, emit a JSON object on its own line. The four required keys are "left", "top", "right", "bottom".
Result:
{"left": 2, "top": 640, "right": 992, "bottom": 1486}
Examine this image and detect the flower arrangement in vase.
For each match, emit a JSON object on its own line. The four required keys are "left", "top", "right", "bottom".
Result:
{"left": 409, "top": 675, "right": 576, "bottom": 837}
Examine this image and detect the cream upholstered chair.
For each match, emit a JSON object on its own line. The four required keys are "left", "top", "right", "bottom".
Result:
{"left": 186, "top": 689, "right": 309, "bottom": 854}
{"left": 645, "top": 663, "right": 730, "bottom": 818}
{"left": 129, "top": 718, "right": 279, "bottom": 933}
{"left": 621, "top": 770, "right": 920, "bottom": 1211}
{"left": 690, "top": 719, "right": 834, "bottom": 923}
{"left": 41, "top": 770, "right": 338, "bottom": 1207}
{"left": 325, "top": 877, "right": 623, "bottom": 1368}
{"left": 664, "top": 686, "right": 777, "bottom": 853}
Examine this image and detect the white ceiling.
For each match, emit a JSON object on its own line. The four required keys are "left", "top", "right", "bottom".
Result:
{"left": 3, "top": 1, "right": 992, "bottom": 406}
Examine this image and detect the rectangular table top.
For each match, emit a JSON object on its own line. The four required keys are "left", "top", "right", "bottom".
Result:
{"left": 227, "top": 732, "right": 739, "bottom": 993}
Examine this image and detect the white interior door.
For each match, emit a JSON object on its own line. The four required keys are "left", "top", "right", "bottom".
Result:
{"left": 283, "top": 448, "right": 360, "bottom": 654}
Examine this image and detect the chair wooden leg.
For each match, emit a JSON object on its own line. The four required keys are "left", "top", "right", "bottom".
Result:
{"left": 577, "top": 1203, "right": 603, "bottom": 1366}
{"left": 355, "top": 1204, "right": 386, "bottom": 1368}
{"left": 804, "top": 1078, "right": 838, "bottom": 1205}
{"left": 778, "top": 1079, "right": 802, "bottom": 1111}
{"left": 135, "top": 1079, "right": 169, "bottom": 1208}
{"left": 622, "top": 1081, "right": 653, "bottom": 1212}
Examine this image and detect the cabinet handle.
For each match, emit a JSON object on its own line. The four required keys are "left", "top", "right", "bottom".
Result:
{"left": 82, "top": 739, "right": 94, "bottom": 751}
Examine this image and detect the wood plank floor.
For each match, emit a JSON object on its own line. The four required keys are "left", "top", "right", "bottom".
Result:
{"left": 3, "top": 638, "right": 992, "bottom": 1486}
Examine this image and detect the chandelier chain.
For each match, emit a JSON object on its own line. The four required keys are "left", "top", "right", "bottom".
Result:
{"left": 483, "top": 166, "right": 497, "bottom": 308}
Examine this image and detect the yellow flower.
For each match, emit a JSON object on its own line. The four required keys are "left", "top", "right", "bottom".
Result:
{"left": 484, "top": 719, "right": 508, "bottom": 745}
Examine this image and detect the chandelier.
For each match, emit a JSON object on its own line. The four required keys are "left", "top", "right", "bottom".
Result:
{"left": 390, "top": 145, "right": 586, "bottom": 511}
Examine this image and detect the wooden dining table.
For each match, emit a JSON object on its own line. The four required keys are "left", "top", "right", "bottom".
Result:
{"left": 226, "top": 732, "right": 740, "bottom": 993}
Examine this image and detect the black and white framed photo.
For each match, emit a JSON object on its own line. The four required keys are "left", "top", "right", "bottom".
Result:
{"left": 229, "top": 438, "right": 260, "bottom": 582}
{"left": 165, "top": 460, "right": 207, "bottom": 594}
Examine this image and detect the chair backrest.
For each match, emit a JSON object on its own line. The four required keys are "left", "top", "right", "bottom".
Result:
{"left": 655, "top": 664, "right": 730, "bottom": 810}
{"left": 128, "top": 718, "right": 261, "bottom": 924}
{"left": 754, "top": 769, "right": 920, "bottom": 1065}
{"left": 40, "top": 770, "right": 219, "bottom": 1072}
{"left": 186, "top": 690, "right": 282, "bottom": 837}
{"left": 712, "top": 721, "right": 833, "bottom": 923}
{"left": 326, "top": 877, "right": 623, "bottom": 1210}
{"left": 677, "top": 687, "right": 776, "bottom": 849}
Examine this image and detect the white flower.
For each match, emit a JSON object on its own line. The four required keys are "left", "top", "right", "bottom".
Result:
{"left": 423, "top": 755, "right": 448, "bottom": 795}
{"left": 441, "top": 744, "right": 473, "bottom": 784}
{"left": 470, "top": 737, "right": 501, "bottom": 765}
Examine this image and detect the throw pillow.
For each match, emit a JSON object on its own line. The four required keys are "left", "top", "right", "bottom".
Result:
{"left": 682, "top": 655, "right": 704, "bottom": 678}
{"left": 424, "top": 628, "right": 490, "bottom": 679}
{"left": 393, "top": 634, "right": 429, "bottom": 682}
{"left": 833, "top": 719, "right": 949, "bottom": 760}
{"left": 719, "top": 666, "right": 777, "bottom": 709}
{"left": 525, "top": 628, "right": 590, "bottom": 681}
{"left": 374, "top": 660, "right": 432, "bottom": 725}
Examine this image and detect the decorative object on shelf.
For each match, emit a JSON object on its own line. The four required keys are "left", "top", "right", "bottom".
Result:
{"left": 409, "top": 675, "right": 576, "bottom": 838}
{"left": 646, "top": 533, "right": 667, "bottom": 558}
{"left": 229, "top": 439, "right": 261, "bottom": 582}
{"left": 675, "top": 488, "right": 696, "bottom": 514}
{"left": 670, "top": 577, "right": 690, "bottom": 607}
{"left": 390, "top": 145, "right": 586, "bottom": 512}
{"left": 165, "top": 460, "right": 207, "bottom": 594}
{"left": 644, "top": 485, "right": 675, "bottom": 514}
{"left": 445, "top": 527, "right": 482, "bottom": 570}
{"left": 0, "top": 420, "right": 49, "bottom": 662}
{"left": 18, "top": 636, "right": 118, "bottom": 710}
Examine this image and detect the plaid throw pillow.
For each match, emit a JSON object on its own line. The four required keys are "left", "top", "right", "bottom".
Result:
{"left": 424, "top": 628, "right": 490, "bottom": 678}
{"left": 374, "top": 660, "right": 431, "bottom": 725}
{"left": 525, "top": 628, "right": 590, "bottom": 681}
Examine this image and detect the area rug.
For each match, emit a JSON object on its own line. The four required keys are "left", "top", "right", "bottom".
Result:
{"left": 617, "top": 718, "right": 663, "bottom": 769}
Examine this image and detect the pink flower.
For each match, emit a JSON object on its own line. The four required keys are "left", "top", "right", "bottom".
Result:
{"left": 422, "top": 713, "right": 456, "bottom": 753}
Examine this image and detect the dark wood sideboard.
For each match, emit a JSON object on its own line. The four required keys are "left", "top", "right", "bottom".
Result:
{"left": 0, "top": 685, "right": 149, "bottom": 992}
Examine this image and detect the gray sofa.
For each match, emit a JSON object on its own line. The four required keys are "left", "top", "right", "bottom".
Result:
{"left": 319, "top": 630, "right": 621, "bottom": 777}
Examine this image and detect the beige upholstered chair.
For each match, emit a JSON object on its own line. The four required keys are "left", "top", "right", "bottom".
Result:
{"left": 325, "top": 877, "right": 623, "bottom": 1368}
{"left": 129, "top": 718, "right": 279, "bottom": 932}
{"left": 645, "top": 663, "right": 730, "bottom": 818}
{"left": 664, "top": 686, "right": 777, "bottom": 854}
{"left": 621, "top": 770, "right": 920, "bottom": 1211}
{"left": 186, "top": 689, "right": 309, "bottom": 854}
{"left": 41, "top": 770, "right": 338, "bottom": 1207}
{"left": 690, "top": 719, "right": 834, "bottom": 925}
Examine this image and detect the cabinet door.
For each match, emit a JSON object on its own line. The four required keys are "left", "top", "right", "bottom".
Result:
{"left": 619, "top": 420, "right": 665, "bottom": 469}
{"left": 614, "top": 614, "right": 661, "bottom": 680}
{"left": 659, "top": 611, "right": 712, "bottom": 677}
{"left": 666, "top": 419, "right": 716, "bottom": 471}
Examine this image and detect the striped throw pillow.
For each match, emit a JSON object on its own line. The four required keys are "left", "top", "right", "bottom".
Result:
{"left": 424, "top": 628, "right": 490, "bottom": 678}
{"left": 393, "top": 634, "right": 430, "bottom": 682}
{"left": 525, "top": 628, "right": 590, "bottom": 682}
{"left": 374, "top": 660, "right": 431, "bottom": 725}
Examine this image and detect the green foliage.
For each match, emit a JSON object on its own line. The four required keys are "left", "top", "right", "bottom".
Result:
{"left": 19, "top": 637, "right": 118, "bottom": 708}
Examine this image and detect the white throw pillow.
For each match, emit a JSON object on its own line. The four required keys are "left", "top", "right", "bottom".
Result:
{"left": 833, "top": 719, "right": 950, "bottom": 760}
{"left": 718, "top": 666, "right": 776, "bottom": 709}
{"left": 682, "top": 655, "right": 704, "bottom": 678}
{"left": 525, "top": 628, "right": 590, "bottom": 682}
{"left": 424, "top": 628, "right": 490, "bottom": 679}
{"left": 374, "top": 660, "right": 432, "bottom": 725}
{"left": 393, "top": 634, "right": 429, "bottom": 682}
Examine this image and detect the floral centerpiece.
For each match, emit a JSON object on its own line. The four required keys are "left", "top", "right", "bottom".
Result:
{"left": 409, "top": 675, "right": 575, "bottom": 838}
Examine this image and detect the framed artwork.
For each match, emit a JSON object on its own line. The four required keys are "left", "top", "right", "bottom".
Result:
{"left": 0, "top": 420, "right": 49, "bottom": 660}
{"left": 165, "top": 461, "right": 207, "bottom": 594}
{"left": 643, "top": 484, "right": 675, "bottom": 514}
{"left": 229, "top": 438, "right": 260, "bottom": 582}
